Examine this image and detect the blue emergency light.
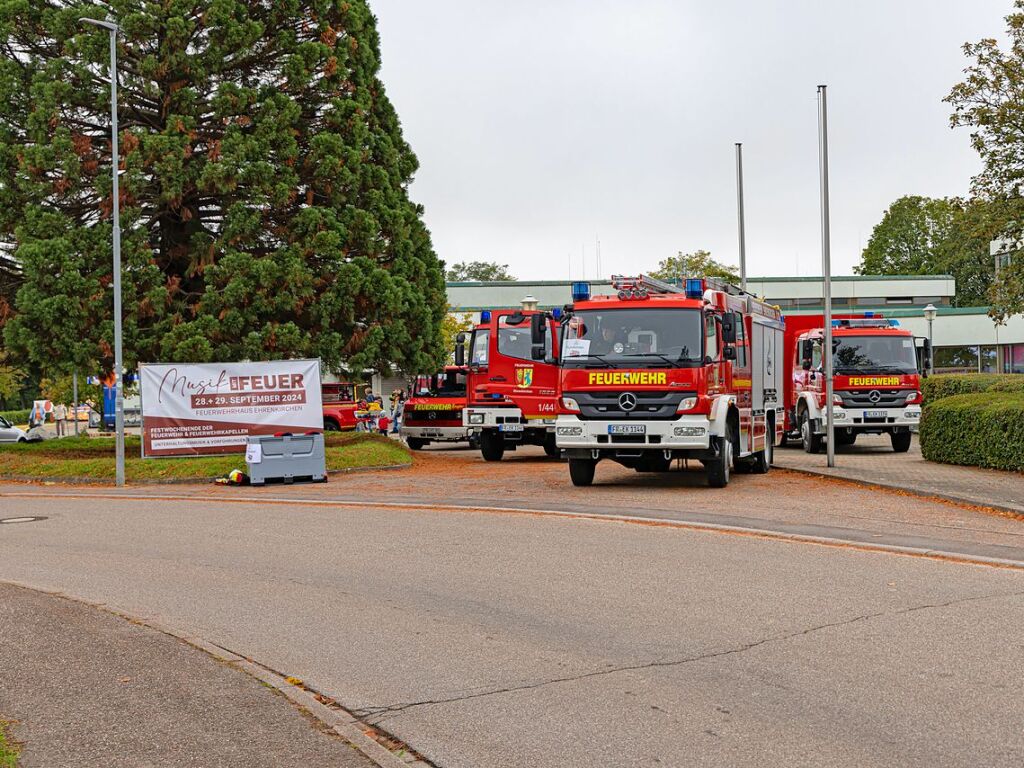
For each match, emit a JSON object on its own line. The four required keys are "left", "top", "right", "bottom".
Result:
{"left": 889, "top": 319, "right": 900, "bottom": 327}
{"left": 685, "top": 278, "right": 704, "bottom": 299}
{"left": 551, "top": 307, "right": 563, "bottom": 320}
{"left": 480, "top": 310, "right": 491, "bottom": 323}
{"left": 571, "top": 282, "right": 591, "bottom": 302}
{"left": 832, "top": 320, "right": 840, "bottom": 327}
{"left": 864, "top": 311, "right": 875, "bottom": 318}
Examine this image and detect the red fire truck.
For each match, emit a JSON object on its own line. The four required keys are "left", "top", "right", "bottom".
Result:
{"left": 782, "top": 313, "right": 926, "bottom": 453}
{"left": 454, "top": 300, "right": 562, "bottom": 462}
{"left": 543, "top": 275, "right": 784, "bottom": 487}
{"left": 322, "top": 381, "right": 359, "bottom": 431}
{"left": 400, "top": 367, "right": 471, "bottom": 450}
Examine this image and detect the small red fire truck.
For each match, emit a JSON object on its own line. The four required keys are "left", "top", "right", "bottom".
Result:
{"left": 782, "top": 313, "right": 925, "bottom": 453}
{"left": 454, "top": 300, "right": 562, "bottom": 462}
{"left": 543, "top": 275, "right": 784, "bottom": 487}
{"left": 400, "top": 367, "right": 471, "bottom": 450}
{"left": 322, "top": 381, "right": 359, "bottom": 431}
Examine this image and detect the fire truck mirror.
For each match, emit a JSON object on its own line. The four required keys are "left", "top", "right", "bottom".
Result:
{"left": 530, "top": 313, "right": 546, "bottom": 345}
{"left": 723, "top": 346, "right": 737, "bottom": 362}
{"left": 800, "top": 339, "right": 814, "bottom": 370}
{"left": 454, "top": 340, "right": 466, "bottom": 367}
{"left": 721, "top": 312, "right": 738, "bottom": 344}
{"left": 531, "top": 343, "right": 546, "bottom": 361}
{"left": 456, "top": 332, "right": 466, "bottom": 345}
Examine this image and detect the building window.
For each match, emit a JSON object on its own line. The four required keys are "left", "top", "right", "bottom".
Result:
{"left": 981, "top": 346, "right": 997, "bottom": 373}
{"left": 933, "top": 346, "right": 980, "bottom": 374}
{"left": 1004, "top": 345, "right": 1024, "bottom": 374}
{"left": 885, "top": 297, "right": 914, "bottom": 305}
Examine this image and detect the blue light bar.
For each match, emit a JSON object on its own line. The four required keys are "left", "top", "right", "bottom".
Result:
{"left": 685, "top": 278, "right": 704, "bottom": 299}
{"left": 571, "top": 281, "right": 591, "bottom": 302}
{"left": 551, "top": 307, "right": 563, "bottom": 320}
{"left": 864, "top": 311, "right": 875, "bottom": 318}
{"left": 889, "top": 319, "right": 900, "bottom": 327}
{"left": 832, "top": 320, "right": 840, "bottom": 327}
{"left": 480, "top": 310, "right": 491, "bottom": 323}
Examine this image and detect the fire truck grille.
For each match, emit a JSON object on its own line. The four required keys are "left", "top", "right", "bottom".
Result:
{"left": 837, "top": 390, "right": 914, "bottom": 408}
{"left": 573, "top": 391, "right": 697, "bottom": 421}
{"left": 406, "top": 410, "right": 463, "bottom": 425}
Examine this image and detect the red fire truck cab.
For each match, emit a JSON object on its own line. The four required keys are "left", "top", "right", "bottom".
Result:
{"left": 545, "top": 276, "right": 784, "bottom": 487}
{"left": 401, "top": 368, "right": 471, "bottom": 450}
{"left": 322, "top": 382, "right": 359, "bottom": 431}
{"left": 454, "top": 302, "right": 561, "bottom": 462}
{"left": 783, "top": 313, "right": 925, "bottom": 453}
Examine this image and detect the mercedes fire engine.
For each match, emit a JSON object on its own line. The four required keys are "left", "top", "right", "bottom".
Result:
{"left": 454, "top": 300, "right": 561, "bottom": 462}
{"left": 400, "top": 367, "right": 471, "bottom": 450}
{"left": 540, "top": 275, "right": 784, "bottom": 487}
{"left": 782, "top": 313, "right": 926, "bottom": 453}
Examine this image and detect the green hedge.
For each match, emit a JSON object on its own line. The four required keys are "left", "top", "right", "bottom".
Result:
{"left": 921, "top": 374, "right": 1024, "bottom": 405}
{"left": 0, "top": 409, "right": 30, "bottom": 425}
{"left": 920, "top": 393, "right": 1024, "bottom": 472}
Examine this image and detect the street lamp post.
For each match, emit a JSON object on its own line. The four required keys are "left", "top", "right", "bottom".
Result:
{"left": 923, "top": 304, "right": 937, "bottom": 375}
{"left": 80, "top": 16, "right": 124, "bottom": 487}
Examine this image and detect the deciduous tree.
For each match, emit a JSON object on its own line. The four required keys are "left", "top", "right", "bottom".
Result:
{"left": 445, "top": 261, "right": 516, "bottom": 282}
{"left": 648, "top": 250, "right": 739, "bottom": 283}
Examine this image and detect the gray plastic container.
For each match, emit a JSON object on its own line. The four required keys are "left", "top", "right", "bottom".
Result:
{"left": 246, "top": 433, "right": 326, "bottom": 486}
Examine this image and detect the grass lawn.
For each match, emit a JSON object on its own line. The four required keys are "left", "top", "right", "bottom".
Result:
{"left": 0, "top": 720, "right": 19, "bottom": 768}
{"left": 0, "top": 432, "right": 409, "bottom": 482}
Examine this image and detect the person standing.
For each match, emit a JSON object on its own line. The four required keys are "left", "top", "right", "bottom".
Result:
{"left": 54, "top": 402, "right": 67, "bottom": 438}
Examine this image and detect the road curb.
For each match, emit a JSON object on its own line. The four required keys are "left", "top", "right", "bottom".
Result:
{"left": 776, "top": 465, "right": 1024, "bottom": 520}
{"left": 0, "top": 462, "right": 413, "bottom": 487}
{"left": 0, "top": 579, "right": 434, "bottom": 768}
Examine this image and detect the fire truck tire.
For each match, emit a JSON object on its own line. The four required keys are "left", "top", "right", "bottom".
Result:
{"left": 707, "top": 436, "right": 731, "bottom": 488}
{"left": 799, "top": 410, "right": 822, "bottom": 454}
{"left": 407, "top": 438, "right": 427, "bottom": 451}
{"left": 324, "top": 419, "right": 340, "bottom": 431}
{"left": 568, "top": 458, "right": 597, "bottom": 486}
{"left": 836, "top": 430, "right": 857, "bottom": 446}
{"left": 543, "top": 433, "right": 561, "bottom": 459}
{"left": 751, "top": 435, "right": 772, "bottom": 474}
{"left": 890, "top": 431, "right": 912, "bottom": 453}
{"left": 480, "top": 431, "right": 506, "bottom": 462}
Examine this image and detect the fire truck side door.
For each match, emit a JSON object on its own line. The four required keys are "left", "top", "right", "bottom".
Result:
{"left": 490, "top": 313, "right": 559, "bottom": 418}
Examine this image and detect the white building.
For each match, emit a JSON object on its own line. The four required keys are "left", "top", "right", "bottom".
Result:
{"left": 446, "top": 275, "right": 1024, "bottom": 374}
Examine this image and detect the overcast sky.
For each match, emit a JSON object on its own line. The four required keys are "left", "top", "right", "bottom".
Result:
{"left": 372, "top": 0, "right": 1010, "bottom": 280}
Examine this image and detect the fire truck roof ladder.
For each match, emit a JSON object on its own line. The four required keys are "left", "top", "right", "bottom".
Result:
{"left": 610, "top": 274, "right": 684, "bottom": 296}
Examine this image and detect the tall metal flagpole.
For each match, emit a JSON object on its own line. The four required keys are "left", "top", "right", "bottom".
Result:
{"left": 81, "top": 17, "right": 124, "bottom": 486}
{"left": 818, "top": 85, "right": 835, "bottom": 468}
{"left": 735, "top": 143, "right": 747, "bottom": 291}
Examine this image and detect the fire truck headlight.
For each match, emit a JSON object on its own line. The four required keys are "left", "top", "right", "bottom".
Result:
{"left": 905, "top": 391, "right": 921, "bottom": 404}
{"left": 676, "top": 397, "right": 698, "bottom": 413}
{"left": 561, "top": 397, "right": 580, "bottom": 412}
{"left": 832, "top": 394, "right": 844, "bottom": 406}
{"left": 468, "top": 413, "right": 485, "bottom": 425}
{"left": 674, "top": 426, "right": 706, "bottom": 437}
{"left": 557, "top": 426, "right": 584, "bottom": 437}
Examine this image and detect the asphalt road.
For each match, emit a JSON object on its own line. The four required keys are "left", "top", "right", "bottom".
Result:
{"left": 1, "top": 463, "right": 1023, "bottom": 767}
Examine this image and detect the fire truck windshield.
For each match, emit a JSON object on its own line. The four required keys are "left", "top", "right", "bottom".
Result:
{"left": 416, "top": 371, "right": 467, "bottom": 397}
{"left": 833, "top": 335, "right": 919, "bottom": 375}
{"left": 561, "top": 308, "right": 703, "bottom": 368}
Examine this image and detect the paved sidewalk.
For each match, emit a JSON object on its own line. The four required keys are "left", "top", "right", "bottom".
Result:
{"left": 0, "top": 583, "right": 375, "bottom": 768}
{"left": 774, "top": 434, "right": 1024, "bottom": 515}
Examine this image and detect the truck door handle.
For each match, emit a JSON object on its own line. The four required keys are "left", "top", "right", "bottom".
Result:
{"left": 489, "top": 376, "right": 507, "bottom": 382}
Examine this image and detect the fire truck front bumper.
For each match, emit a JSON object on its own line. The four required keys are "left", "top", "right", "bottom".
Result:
{"left": 400, "top": 425, "right": 469, "bottom": 442}
{"left": 554, "top": 415, "right": 713, "bottom": 453}
{"left": 464, "top": 407, "right": 556, "bottom": 435}
{"left": 818, "top": 405, "right": 921, "bottom": 433}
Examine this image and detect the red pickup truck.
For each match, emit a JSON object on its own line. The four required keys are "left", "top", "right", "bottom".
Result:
{"left": 322, "top": 382, "right": 359, "bottom": 431}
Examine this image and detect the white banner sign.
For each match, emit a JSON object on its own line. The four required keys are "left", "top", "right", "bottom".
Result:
{"left": 140, "top": 360, "right": 323, "bottom": 457}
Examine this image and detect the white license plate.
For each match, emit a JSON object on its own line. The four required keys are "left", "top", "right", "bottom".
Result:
{"left": 865, "top": 410, "right": 887, "bottom": 418}
{"left": 609, "top": 424, "right": 646, "bottom": 435}
{"left": 500, "top": 424, "right": 524, "bottom": 432}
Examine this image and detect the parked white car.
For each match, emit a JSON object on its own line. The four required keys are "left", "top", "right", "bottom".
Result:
{"left": 0, "top": 416, "right": 27, "bottom": 443}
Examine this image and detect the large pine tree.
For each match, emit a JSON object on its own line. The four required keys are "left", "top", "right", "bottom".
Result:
{"left": 0, "top": 0, "right": 447, "bottom": 377}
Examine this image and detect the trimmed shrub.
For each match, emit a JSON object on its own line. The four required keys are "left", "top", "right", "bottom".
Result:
{"left": 921, "top": 374, "right": 1023, "bottom": 404}
{"left": 920, "top": 393, "right": 1024, "bottom": 472}
{"left": 0, "top": 409, "right": 30, "bottom": 425}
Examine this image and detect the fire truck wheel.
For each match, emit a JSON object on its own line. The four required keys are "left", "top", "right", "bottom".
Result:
{"left": 480, "top": 431, "right": 506, "bottom": 462}
{"left": 799, "top": 410, "right": 822, "bottom": 454}
{"left": 751, "top": 435, "right": 773, "bottom": 474}
{"left": 568, "top": 458, "right": 597, "bottom": 486}
{"left": 406, "top": 437, "right": 427, "bottom": 451}
{"left": 707, "top": 436, "right": 731, "bottom": 488}
{"left": 836, "top": 430, "right": 857, "bottom": 446}
{"left": 324, "top": 419, "right": 340, "bottom": 431}
{"left": 543, "top": 434, "right": 561, "bottom": 459}
{"left": 890, "top": 431, "right": 912, "bottom": 453}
